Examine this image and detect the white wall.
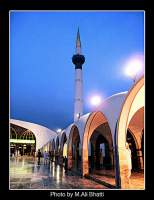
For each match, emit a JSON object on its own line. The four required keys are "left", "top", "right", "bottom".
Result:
{"left": 10, "top": 119, "right": 57, "bottom": 150}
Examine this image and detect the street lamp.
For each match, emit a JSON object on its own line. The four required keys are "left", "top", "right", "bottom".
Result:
{"left": 76, "top": 113, "right": 80, "bottom": 120}
{"left": 90, "top": 95, "right": 102, "bottom": 107}
{"left": 56, "top": 129, "right": 62, "bottom": 133}
{"left": 124, "top": 55, "right": 144, "bottom": 83}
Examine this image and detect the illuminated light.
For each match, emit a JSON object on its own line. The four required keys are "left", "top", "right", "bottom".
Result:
{"left": 76, "top": 113, "right": 80, "bottom": 119}
{"left": 10, "top": 139, "right": 35, "bottom": 144}
{"left": 57, "top": 129, "right": 62, "bottom": 133}
{"left": 124, "top": 54, "right": 144, "bottom": 81}
{"left": 63, "top": 143, "right": 67, "bottom": 157}
{"left": 56, "top": 165, "right": 60, "bottom": 183}
{"left": 90, "top": 95, "right": 102, "bottom": 106}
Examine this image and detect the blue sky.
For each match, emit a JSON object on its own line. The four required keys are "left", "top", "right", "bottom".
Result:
{"left": 10, "top": 11, "right": 144, "bottom": 130}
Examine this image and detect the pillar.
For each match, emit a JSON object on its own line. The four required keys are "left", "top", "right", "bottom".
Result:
{"left": 118, "top": 148, "right": 132, "bottom": 189}
{"left": 68, "top": 151, "right": 73, "bottom": 170}
{"left": 137, "top": 149, "right": 144, "bottom": 170}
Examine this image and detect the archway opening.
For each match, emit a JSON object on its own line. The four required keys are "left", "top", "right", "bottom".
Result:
{"left": 72, "top": 127, "right": 81, "bottom": 170}
{"left": 116, "top": 77, "right": 144, "bottom": 188}
{"left": 10, "top": 124, "right": 36, "bottom": 157}
{"left": 126, "top": 130, "right": 139, "bottom": 171}
{"left": 68, "top": 125, "right": 81, "bottom": 172}
{"left": 82, "top": 112, "right": 115, "bottom": 178}
{"left": 88, "top": 123, "right": 114, "bottom": 175}
{"left": 62, "top": 134, "right": 67, "bottom": 158}
{"left": 58, "top": 133, "right": 67, "bottom": 166}
{"left": 51, "top": 139, "right": 55, "bottom": 162}
{"left": 55, "top": 137, "right": 60, "bottom": 164}
{"left": 127, "top": 107, "right": 144, "bottom": 172}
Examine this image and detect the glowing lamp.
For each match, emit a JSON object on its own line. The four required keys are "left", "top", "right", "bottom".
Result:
{"left": 57, "top": 129, "right": 62, "bottom": 133}
{"left": 124, "top": 55, "right": 144, "bottom": 82}
{"left": 90, "top": 95, "right": 102, "bottom": 106}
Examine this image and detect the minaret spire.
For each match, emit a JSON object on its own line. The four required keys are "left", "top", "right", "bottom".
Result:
{"left": 72, "top": 28, "right": 85, "bottom": 122}
{"left": 76, "top": 27, "right": 81, "bottom": 54}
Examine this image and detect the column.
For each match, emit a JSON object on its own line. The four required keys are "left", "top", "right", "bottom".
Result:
{"left": 137, "top": 149, "right": 144, "bottom": 170}
{"left": 118, "top": 147, "right": 131, "bottom": 189}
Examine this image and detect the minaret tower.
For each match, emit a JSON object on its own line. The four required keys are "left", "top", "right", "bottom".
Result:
{"left": 72, "top": 28, "right": 85, "bottom": 122}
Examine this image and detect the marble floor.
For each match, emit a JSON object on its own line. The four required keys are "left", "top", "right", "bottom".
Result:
{"left": 9, "top": 156, "right": 107, "bottom": 189}
{"left": 90, "top": 169, "right": 144, "bottom": 190}
{"left": 10, "top": 156, "right": 144, "bottom": 190}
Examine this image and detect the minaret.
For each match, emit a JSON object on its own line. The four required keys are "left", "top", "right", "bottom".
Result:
{"left": 72, "top": 28, "right": 85, "bottom": 122}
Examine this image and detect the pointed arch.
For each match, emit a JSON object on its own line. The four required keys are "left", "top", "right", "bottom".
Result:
{"left": 116, "top": 76, "right": 144, "bottom": 188}
{"left": 82, "top": 111, "right": 113, "bottom": 176}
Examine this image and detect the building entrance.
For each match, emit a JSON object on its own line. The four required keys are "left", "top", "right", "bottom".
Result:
{"left": 90, "top": 132, "right": 112, "bottom": 172}
{"left": 10, "top": 124, "right": 36, "bottom": 157}
{"left": 127, "top": 131, "right": 139, "bottom": 171}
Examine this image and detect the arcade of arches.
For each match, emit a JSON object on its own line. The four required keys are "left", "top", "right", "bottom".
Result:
{"left": 48, "top": 78, "right": 144, "bottom": 189}
{"left": 40, "top": 104, "right": 144, "bottom": 189}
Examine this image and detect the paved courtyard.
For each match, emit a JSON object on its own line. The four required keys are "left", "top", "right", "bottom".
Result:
{"left": 10, "top": 156, "right": 107, "bottom": 189}
{"left": 10, "top": 156, "right": 144, "bottom": 190}
{"left": 90, "top": 169, "right": 144, "bottom": 190}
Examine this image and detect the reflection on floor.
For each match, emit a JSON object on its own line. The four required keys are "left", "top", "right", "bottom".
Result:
{"left": 10, "top": 156, "right": 144, "bottom": 190}
{"left": 10, "top": 156, "right": 107, "bottom": 189}
{"left": 89, "top": 169, "right": 144, "bottom": 189}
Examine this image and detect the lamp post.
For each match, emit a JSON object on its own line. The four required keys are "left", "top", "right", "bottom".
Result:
{"left": 90, "top": 95, "right": 102, "bottom": 107}
{"left": 56, "top": 129, "right": 62, "bottom": 133}
{"left": 88, "top": 94, "right": 103, "bottom": 111}
{"left": 124, "top": 55, "right": 144, "bottom": 84}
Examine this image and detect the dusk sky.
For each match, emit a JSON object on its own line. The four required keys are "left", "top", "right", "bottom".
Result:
{"left": 10, "top": 11, "right": 144, "bottom": 131}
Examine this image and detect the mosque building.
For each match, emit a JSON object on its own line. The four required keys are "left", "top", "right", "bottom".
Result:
{"left": 10, "top": 29, "right": 144, "bottom": 189}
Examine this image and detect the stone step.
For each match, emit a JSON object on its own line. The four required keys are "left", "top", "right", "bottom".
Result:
{"left": 93, "top": 172, "right": 115, "bottom": 178}
{"left": 85, "top": 174, "right": 116, "bottom": 189}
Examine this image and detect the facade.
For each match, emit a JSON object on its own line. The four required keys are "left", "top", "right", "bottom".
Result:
{"left": 41, "top": 76, "right": 144, "bottom": 189}
{"left": 10, "top": 119, "right": 57, "bottom": 152}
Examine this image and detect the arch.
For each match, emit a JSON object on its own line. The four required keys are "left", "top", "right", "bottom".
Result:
{"left": 128, "top": 107, "right": 144, "bottom": 150}
{"left": 61, "top": 132, "right": 67, "bottom": 156}
{"left": 19, "top": 130, "right": 36, "bottom": 141}
{"left": 10, "top": 127, "right": 17, "bottom": 139}
{"left": 89, "top": 122, "right": 114, "bottom": 173}
{"left": 51, "top": 138, "right": 55, "bottom": 151}
{"left": 127, "top": 107, "right": 144, "bottom": 171}
{"left": 58, "top": 132, "right": 67, "bottom": 165}
{"left": 60, "top": 132, "right": 67, "bottom": 153}
{"left": 82, "top": 111, "right": 113, "bottom": 176}
{"left": 67, "top": 125, "right": 81, "bottom": 170}
{"left": 50, "top": 139, "right": 55, "bottom": 162}
{"left": 127, "top": 128, "right": 139, "bottom": 150}
{"left": 117, "top": 76, "right": 144, "bottom": 188}
{"left": 126, "top": 130, "right": 139, "bottom": 171}
{"left": 55, "top": 136, "right": 60, "bottom": 164}
{"left": 10, "top": 119, "right": 57, "bottom": 150}
{"left": 10, "top": 124, "right": 36, "bottom": 156}
{"left": 47, "top": 141, "right": 52, "bottom": 152}
{"left": 55, "top": 136, "right": 59, "bottom": 152}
